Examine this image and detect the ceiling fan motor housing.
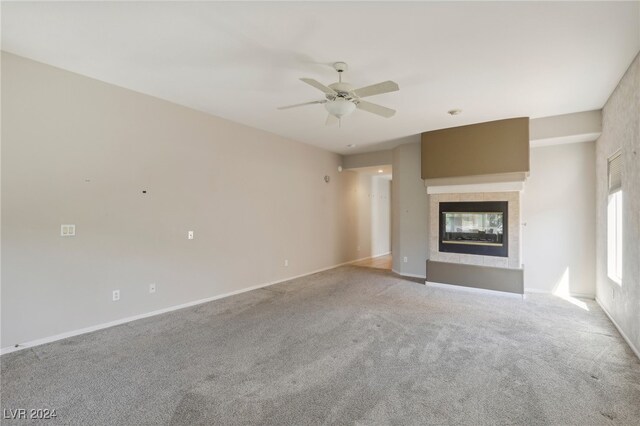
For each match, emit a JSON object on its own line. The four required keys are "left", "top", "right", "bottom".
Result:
{"left": 328, "top": 82, "right": 355, "bottom": 100}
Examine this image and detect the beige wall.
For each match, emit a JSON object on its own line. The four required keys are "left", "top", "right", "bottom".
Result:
{"left": 530, "top": 110, "right": 602, "bottom": 147}
{"left": 391, "top": 139, "right": 428, "bottom": 277}
{"left": 342, "top": 150, "right": 392, "bottom": 170}
{"left": 595, "top": 53, "right": 640, "bottom": 355}
{"left": 523, "top": 142, "right": 596, "bottom": 296}
{"left": 0, "top": 52, "right": 361, "bottom": 349}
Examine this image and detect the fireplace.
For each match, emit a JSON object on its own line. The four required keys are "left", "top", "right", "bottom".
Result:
{"left": 439, "top": 201, "right": 508, "bottom": 257}
{"left": 427, "top": 191, "right": 522, "bottom": 293}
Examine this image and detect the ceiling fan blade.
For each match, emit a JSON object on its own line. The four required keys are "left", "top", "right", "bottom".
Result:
{"left": 325, "top": 114, "right": 339, "bottom": 126}
{"left": 277, "top": 100, "right": 326, "bottom": 110}
{"left": 356, "top": 100, "right": 396, "bottom": 118}
{"left": 352, "top": 80, "right": 399, "bottom": 98}
{"left": 300, "top": 78, "right": 336, "bottom": 95}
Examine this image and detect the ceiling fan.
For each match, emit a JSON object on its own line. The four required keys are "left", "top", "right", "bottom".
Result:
{"left": 278, "top": 62, "right": 399, "bottom": 126}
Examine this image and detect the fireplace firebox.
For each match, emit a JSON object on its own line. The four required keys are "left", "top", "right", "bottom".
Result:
{"left": 439, "top": 201, "right": 508, "bottom": 257}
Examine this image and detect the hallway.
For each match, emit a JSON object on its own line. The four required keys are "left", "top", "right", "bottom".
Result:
{"left": 352, "top": 254, "right": 392, "bottom": 270}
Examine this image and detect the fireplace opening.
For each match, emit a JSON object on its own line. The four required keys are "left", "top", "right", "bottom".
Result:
{"left": 439, "top": 201, "right": 508, "bottom": 257}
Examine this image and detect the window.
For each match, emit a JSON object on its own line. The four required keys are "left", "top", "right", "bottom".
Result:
{"left": 607, "top": 151, "right": 623, "bottom": 284}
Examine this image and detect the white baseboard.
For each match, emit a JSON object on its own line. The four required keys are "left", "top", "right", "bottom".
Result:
{"left": 372, "top": 251, "right": 391, "bottom": 258}
{"left": 596, "top": 298, "right": 640, "bottom": 361}
{"left": 525, "top": 288, "right": 552, "bottom": 294}
{"left": 525, "top": 287, "right": 595, "bottom": 299}
{"left": 569, "top": 292, "right": 595, "bottom": 299}
{"left": 426, "top": 281, "right": 524, "bottom": 299}
{"left": 347, "top": 255, "right": 375, "bottom": 264}
{"left": 391, "top": 269, "right": 426, "bottom": 279}
{"left": 351, "top": 252, "right": 391, "bottom": 263}
{"left": 1, "top": 257, "right": 367, "bottom": 356}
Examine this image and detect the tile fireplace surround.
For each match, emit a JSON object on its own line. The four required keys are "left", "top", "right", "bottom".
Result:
{"left": 429, "top": 191, "right": 522, "bottom": 270}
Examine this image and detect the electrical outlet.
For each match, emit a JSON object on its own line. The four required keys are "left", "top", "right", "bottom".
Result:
{"left": 149, "top": 283, "right": 156, "bottom": 293}
{"left": 284, "top": 259, "right": 289, "bottom": 267}
{"left": 60, "top": 224, "right": 76, "bottom": 236}
{"left": 403, "top": 256, "right": 408, "bottom": 263}
{"left": 188, "top": 231, "right": 194, "bottom": 240}
{"left": 112, "top": 290, "right": 120, "bottom": 301}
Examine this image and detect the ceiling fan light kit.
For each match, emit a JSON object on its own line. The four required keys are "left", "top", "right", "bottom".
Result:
{"left": 278, "top": 62, "right": 399, "bottom": 125}
{"left": 325, "top": 98, "right": 356, "bottom": 118}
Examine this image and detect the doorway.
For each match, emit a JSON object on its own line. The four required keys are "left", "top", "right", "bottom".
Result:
{"left": 350, "top": 165, "right": 392, "bottom": 270}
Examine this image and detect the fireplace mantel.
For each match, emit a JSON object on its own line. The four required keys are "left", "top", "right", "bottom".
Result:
{"left": 426, "top": 180, "right": 524, "bottom": 195}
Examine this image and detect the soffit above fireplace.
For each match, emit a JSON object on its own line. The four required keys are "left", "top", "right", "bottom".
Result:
{"left": 421, "top": 117, "right": 530, "bottom": 181}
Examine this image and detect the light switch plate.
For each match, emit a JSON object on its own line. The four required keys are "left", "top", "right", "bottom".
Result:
{"left": 188, "top": 231, "right": 194, "bottom": 240}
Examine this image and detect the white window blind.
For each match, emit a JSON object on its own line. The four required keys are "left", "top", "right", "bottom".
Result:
{"left": 608, "top": 151, "right": 622, "bottom": 195}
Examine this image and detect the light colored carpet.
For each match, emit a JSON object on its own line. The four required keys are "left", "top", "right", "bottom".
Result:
{"left": 1, "top": 265, "right": 639, "bottom": 425}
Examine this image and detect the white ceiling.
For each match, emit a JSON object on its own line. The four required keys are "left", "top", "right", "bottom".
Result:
{"left": 2, "top": 2, "right": 639, "bottom": 154}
